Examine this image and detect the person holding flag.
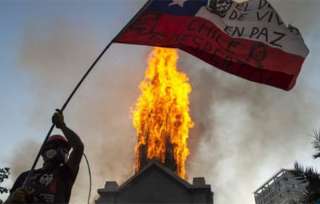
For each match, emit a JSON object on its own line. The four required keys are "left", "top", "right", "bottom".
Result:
{"left": 5, "top": 110, "right": 84, "bottom": 204}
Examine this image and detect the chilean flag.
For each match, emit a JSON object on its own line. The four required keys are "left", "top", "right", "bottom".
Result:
{"left": 115, "top": 0, "right": 309, "bottom": 90}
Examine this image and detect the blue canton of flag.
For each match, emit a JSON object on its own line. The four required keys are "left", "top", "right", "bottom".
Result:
{"left": 148, "top": 0, "right": 207, "bottom": 16}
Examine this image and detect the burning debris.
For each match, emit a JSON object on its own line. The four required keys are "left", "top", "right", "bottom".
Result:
{"left": 132, "top": 47, "right": 194, "bottom": 179}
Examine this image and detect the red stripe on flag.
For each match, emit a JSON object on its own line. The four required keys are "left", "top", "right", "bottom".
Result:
{"left": 115, "top": 11, "right": 305, "bottom": 90}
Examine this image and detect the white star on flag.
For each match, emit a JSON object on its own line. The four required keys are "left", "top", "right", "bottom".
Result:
{"left": 169, "top": 0, "right": 188, "bottom": 7}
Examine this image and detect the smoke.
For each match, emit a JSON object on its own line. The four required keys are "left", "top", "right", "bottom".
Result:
{"left": 14, "top": 15, "right": 151, "bottom": 204}
{"left": 9, "top": 140, "right": 41, "bottom": 179}
{"left": 8, "top": 1, "right": 320, "bottom": 204}
{"left": 181, "top": 1, "right": 320, "bottom": 203}
{"left": 182, "top": 57, "right": 320, "bottom": 203}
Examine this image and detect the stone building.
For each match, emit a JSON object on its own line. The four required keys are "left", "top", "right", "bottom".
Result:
{"left": 96, "top": 160, "right": 214, "bottom": 204}
{"left": 254, "top": 169, "right": 307, "bottom": 204}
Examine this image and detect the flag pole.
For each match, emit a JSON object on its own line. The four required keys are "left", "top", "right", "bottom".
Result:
{"left": 23, "top": 0, "right": 153, "bottom": 187}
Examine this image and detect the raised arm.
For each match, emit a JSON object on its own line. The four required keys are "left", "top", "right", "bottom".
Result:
{"left": 52, "top": 110, "right": 84, "bottom": 177}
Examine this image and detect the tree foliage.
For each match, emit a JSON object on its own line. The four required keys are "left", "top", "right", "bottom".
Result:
{"left": 293, "top": 163, "right": 320, "bottom": 203}
{"left": 293, "top": 130, "right": 320, "bottom": 203}
{"left": 313, "top": 129, "right": 320, "bottom": 159}
{"left": 0, "top": 168, "right": 9, "bottom": 194}
{"left": 0, "top": 167, "right": 10, "bottom": 204}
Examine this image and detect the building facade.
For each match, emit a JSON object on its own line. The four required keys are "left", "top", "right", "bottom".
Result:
{"left": 254, "top": 169, "right": 308, "bottom": 204}
{"left": 96, "top": 161, "right": 214, "bottom": 204}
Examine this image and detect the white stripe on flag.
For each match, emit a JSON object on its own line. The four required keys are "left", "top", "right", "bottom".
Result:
{"left": 195, "top": 0, "right": 309, "bottom": 57}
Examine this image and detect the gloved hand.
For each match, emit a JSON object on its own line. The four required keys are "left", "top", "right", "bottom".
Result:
{"left": 52, "top": 109, "right": 66, "bottom": 129}
{"left": 5, "top": 187, "right": 32, "bottom": 204}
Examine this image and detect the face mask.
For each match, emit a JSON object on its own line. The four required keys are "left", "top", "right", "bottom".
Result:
{"left": 44, "top": 149, "right": 57, "bottom": 159}
{"left": 43, "top": 148, "right": 68, "bottom": 164}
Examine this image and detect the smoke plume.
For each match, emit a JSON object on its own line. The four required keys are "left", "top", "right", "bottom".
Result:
{"left": 14, "top": 16, "right": 150, "bottom": 204}
{"left": 8, "top": 1, "right": 320, "bottom": 204}
{"left": 182, "top": 55, "right": 320, "bottom": 203}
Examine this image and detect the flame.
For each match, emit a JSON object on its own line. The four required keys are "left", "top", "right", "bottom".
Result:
{"left": 132, "top": 47, "right": 193, "bottom": 178}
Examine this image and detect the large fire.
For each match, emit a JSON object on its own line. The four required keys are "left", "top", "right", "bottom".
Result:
{"left": 132, "top": 47, "right": 194, "bottom": 179}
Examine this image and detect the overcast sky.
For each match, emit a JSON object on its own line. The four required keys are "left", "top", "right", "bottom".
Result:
{"left": 0, "top": 0, "right": 320, "bottom": 204}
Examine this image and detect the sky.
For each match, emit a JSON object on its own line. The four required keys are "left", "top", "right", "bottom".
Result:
{"left": 0, "top": 0, "right": 320, "bottom": 204}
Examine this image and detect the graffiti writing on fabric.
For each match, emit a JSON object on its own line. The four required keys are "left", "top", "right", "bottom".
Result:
{"left": 222, "top": 0, "right": 290, "bottom": 48}
{"left": 186, "top": 19, "right": 268, "bottom": 69}
{"left": 224, "top": 26, "right": 286, "bottom": 48}
{"left": 207, "top": 0, "right": 233, "bottom": 17}
{"left": 128, "top": 13, "right": 268, "bottom": 69}
{"left": 124, "top": 12, "right": 291, "bottom": 86}
{"left": 246, "top": 42, "right": 267, "bottom": 68}
{"left": 229, "top": 0, "right": 284, "bottom": 25}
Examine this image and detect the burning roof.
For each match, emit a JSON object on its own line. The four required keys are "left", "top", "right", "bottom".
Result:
{"left": 132, "top": 47, "right": 194, "bottom": 179}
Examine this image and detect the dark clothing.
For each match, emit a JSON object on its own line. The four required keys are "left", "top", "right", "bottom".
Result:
{"left": 10, "top": 165, "right": 77, "bottom": 204}
{"left": 8, "top": 123, "right": 84, "bottom": 204}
